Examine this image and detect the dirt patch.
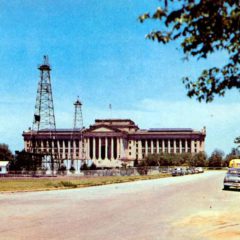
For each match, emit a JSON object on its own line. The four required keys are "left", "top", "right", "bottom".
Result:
{"left": 175, "top": 210, "right": 240, "bottom": 240}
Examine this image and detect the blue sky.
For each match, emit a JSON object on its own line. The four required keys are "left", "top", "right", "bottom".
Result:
{"left": 0, "top": 0, "right": 239, "bottom": 155}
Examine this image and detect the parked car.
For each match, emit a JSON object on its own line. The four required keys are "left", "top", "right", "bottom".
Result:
{"left": 223, "top": 168, "right": 240, "bottom": 190}
{"left": 172, "top": 167, "right": 184, "bottom": 176}
{"left": 196, "top": 167, "right": 204, "bottom": 173}
{"left": 189, "top": 167, "right": 196, "bottom": 174}
{"left": 186, "top": 168, "right": 194, "bottom": 174}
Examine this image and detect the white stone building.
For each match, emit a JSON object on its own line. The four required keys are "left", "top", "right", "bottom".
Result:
{"left": 23, "top": 119, "right": 206, "bottom": 169}
{"left": 0, "top": 161, "right": 9, "bottom": 174}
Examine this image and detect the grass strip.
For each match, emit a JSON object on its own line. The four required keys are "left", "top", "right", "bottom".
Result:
{"left": 0, "top": 173, "right": 171, "bottom": 192}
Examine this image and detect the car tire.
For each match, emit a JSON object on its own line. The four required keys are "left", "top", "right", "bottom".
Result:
{"left": 223, "top": 185, "right": 229, "bottom": 190}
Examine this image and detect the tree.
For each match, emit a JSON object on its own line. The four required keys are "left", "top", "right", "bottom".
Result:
{"left": 145, "top": 154, "right": 160, "bottom": 166}
{"left": 139, "top": 0, "right": 239, "bottom": 102}
{"left": 208, "top": 149, "right": 224, "bottom": 167}
{"left": 192, "top": 152, "right": 207, "bottom": 167}
{"left": 9, "top": 150, "right": 43, "bottom": 171}
{"left": 180, "top": 152, "right": 193, "bottom": 166}
{"left": 0, "top": 144, "right": 13, "bottom": 161}
{"left": 224, "top": 147, "right": 240, "bottom": 166}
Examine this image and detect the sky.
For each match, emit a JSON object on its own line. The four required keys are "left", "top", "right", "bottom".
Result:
{"left": 0, "top": 0, "right": 239, "bottom": 155}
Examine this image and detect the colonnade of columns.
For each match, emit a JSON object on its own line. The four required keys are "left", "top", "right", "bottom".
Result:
{"left": 26, "top": 137, "right": 204, "bottom": 162}
{"left": 26, "top": 139, "right": 84, "bottom": 160}
{"left": 84, "top": 137, "right": 125, "bottom": 161}
{"left": 134, "top": 139, "right": 204, "bottom": 160}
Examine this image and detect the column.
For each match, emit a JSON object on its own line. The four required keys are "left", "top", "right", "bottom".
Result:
{"left": 51, "top": 140, "right": 54, "bottom": 157}
{"left": 68, "top": 141, "right": 71, "bottom": 159}
{"left": 105, "top": 137, "right": 108, "bottom": 160}
{"left": 185, "top": 140, "right": 188, "bottom": 153}
{"left": 132, "top": 140, "right": 136, "bottom": 159}
{"left": 41, "top": 140, "right": 44, "bottom": 151}
{"left": 24, "top": 141, "right": 27, "bottom": 151}
{"left": 99, "top": 138, "right": 102, "bottom": 160}
{"left": 87, "top": 138, "right": 90, "bottom": 159}
{"left": 173, "top": 140, "right": 176, "bottom": 153}
{"left": 196, "top": 140, "right": 200, "bottom": 153}
{"left": 145, "top": 140, "right": 148, "bottom": 156}
{"left": 111, "top": 138, "right": 114, "bottom": 160}
{"left": 151, "top": 140, "right": 154, "bottom": 154}
{"left": 57, "top": 140, "right": 60, "bottom": 158}
{"left": 79, "top": 140, "right": 82, "bottom": 159}
{"left": 84, "top": 138, "right": 88, "bottom": 159}
{"left": 201, "top": 140, "right": 205, "bottom": 152}
{"left": 93, "top": 138, "right": 96, "bottom": 160}
{"left": 120, "top": 138, "right": 123, "bottom": 159}
{"left": 157, "top": 140, "right": 159, "bottom": 153}
{"left": 138, "top": 140, "right": 142, "bottom": 160}
{"left": 168, "top": 140, "right": 171, "bottom": 153}
{"left": 179, "top": 140, "right": 182, "bottom": 153}
{"left": 63, "top": 140, "right": 66, "bottom": 159}
{"left": 162, "top": 140, "right": 165, "bottom": 153}
{"left": 191, "top": 140, "right": 195, "bottom": 153}
{"left": 73, "top": 140, "right": 76, "bottom": 160}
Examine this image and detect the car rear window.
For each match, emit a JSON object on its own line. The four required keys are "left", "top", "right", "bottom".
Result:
{"left": 228, "top": 169, "right": 240, "bottom": 174}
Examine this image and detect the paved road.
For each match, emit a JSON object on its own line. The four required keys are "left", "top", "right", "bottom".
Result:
{"left": 1, "top": 171, "right": 240, "bottom": 240}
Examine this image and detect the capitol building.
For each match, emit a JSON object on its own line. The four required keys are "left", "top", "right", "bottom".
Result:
{"left": 23, "top": 119, "right": 206, "bottom": 169}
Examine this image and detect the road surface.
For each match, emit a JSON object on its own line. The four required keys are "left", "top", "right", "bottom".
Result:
{"left": 0, "top": 171, "right": 240, "bottom": 240}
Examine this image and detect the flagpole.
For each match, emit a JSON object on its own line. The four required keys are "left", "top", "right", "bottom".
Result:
{"left": 109, "top": 104, "right": 112, "bottom": 120}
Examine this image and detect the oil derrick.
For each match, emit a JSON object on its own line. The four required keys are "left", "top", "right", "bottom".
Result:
{"left": 73, "top": 97, "right": 83, "bottom": 130}
{"left": 72, "top": 97, "right": 84, "bottom": 162}
{"left": 31, "top": 56, "right": 58, "bottom": 172}
{"left": 33, "top": 55, "right": 56, "bottom": 131}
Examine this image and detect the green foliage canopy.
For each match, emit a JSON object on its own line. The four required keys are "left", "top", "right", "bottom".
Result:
{"left": 144, "top": 152, "right": 207, "bottom": 166}
{"left": 139, "top": 0, "right": 239, "bottom": 102}
{"left": 208, "top": 149, "right": 224, "bottom": 167}
{"left": 0, "top": 143, "right": 13, "bottom": 161}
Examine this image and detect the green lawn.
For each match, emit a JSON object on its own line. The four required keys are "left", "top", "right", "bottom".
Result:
{"left": 0, "top": 173, "right": 171, "bottom": 192}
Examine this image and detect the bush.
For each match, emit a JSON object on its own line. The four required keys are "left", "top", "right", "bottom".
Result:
{"left": 80, "top": 162, "right": 89, "bottom": 170}
{"left": 89, "top": 162, "right": 97, "bottom": 170}
{"left": 58, "top": 165, "right": 67, "bottom": 175}
{"left": 136, "top": 161, "right": 148, "bottom": 175}
{"left": 60, "top": 181, "right": 77, "bottom": 188}
{"left": 69, "top": 166, "right": 75, "bottom": 173}
{"left": 134, "top": 159, "right": 139, "bottom": 167}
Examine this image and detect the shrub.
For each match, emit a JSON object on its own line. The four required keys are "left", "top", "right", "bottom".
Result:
{"left": 69, "top": 166, "right": 75, "bottom": 173}
{"left": 80, "top": 162, "right": 89, "bottom": 170}
{"left": 60, "top": 181, "right": 77, "bottom": 188}
{"left": 89, "top": 162, "right": 97, "bottom": 170}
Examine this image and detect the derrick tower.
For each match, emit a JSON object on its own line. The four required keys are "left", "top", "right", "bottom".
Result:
{"left": 31, "top": 56, "right": 58, "bottom": 172}
{"left": 72, "top": 97, "right": 85, "bottom": 161}
{"left": 33, "top": 55, "right": 56, "bottom": 131}
{"left": 73, "top": 97, "right": 83, "bottom": 130}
